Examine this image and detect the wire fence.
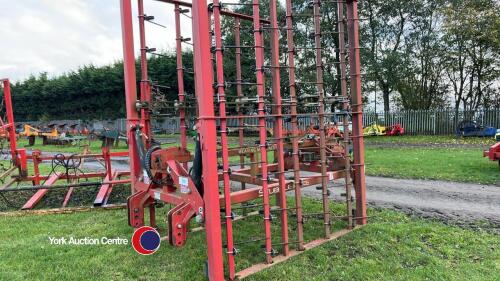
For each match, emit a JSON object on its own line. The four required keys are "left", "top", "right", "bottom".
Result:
{"left": 19, "top": 109, "right": 499, "bottom": 136}
{"left": 362, "top": 109, "right": 500, "bottom": 135}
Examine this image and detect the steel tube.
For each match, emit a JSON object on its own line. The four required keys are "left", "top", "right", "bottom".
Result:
{"left": 174, "top": 3, "right": 188, "bottom": 170}
{"left": 252, "top": 0, "right": 273, "bottom": 264}
{"left": 269, "top": 0, "right": 289, "bottom": 256}
{"left": 119, "top": 0, "right": 141, "bottom": 192}
{"left": 234, "top": 18, "right": 248, "bottom": 217}
{"left": 138, "top": 0, "right": 152, "bottom": 146}
{"left": 312, "top": 0, "right": 331, "bottom": 237}
{"left": 191, "top": 1, "right": 225, "bottom": 279}
{"left": 155, "top": 0, "right": 270, "bottom": 24}
{"left": 1, "top": 80, "right": 17, "bottom": 163}
{"left": 337, "top": 0, "right": 353, "bottom": 228}
{"left": 212, "top": 0, "right": 236, "bottom": 278}
{"left": 346, "top": 0, "right": 367, "bottom": 225}
{"left": 285, "top": 0, "right": 304, "bottom": 250}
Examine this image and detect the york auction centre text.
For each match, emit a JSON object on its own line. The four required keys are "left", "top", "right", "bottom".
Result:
{"left": 48, "top": 236, "right": 128, "bottom": 245}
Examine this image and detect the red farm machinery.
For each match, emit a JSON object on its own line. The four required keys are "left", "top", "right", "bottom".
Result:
{"left": 0, "top": 79, "right": 131, "bottom": 210}
{"left": 484, "top": 142, "right": 500, "bottom": 165}
{"left": 119, "top": 0, "right": 367, "bottom": 280}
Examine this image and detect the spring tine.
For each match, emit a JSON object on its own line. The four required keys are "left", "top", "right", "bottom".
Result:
{"left": 224, "top": 237, "right": 267, "bottom": 248}
{"left": 230, "top": 203, "right": 265, "bottom": 211}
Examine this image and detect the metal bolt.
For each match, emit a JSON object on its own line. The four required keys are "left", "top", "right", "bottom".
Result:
{"left": 195, "top": 214, "right": 204, "bottom": 223}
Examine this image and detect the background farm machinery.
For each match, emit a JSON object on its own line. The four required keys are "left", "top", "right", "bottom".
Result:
{"left": 483, "top": 142, "right": 500, "bottom": 165}
{"left": 14, "top": 121, "right": 127, "bottom": 148}
{"left": 14, "top": 121, "right": 91, "bottom": 146}
{"left": 363, "top": 122, "right": 405, "bottom": 136}
{"left": 120, "top": 0, "right": 366, "bottom": 280}
{"left": 456, "top": 120, "right": 497, "bottom": 137}
{"left": 0, "top": 79, "right": 130, "bottom": 210}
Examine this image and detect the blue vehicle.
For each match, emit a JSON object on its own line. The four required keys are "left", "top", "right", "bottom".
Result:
{"left": 456, "top": 120, "right": 497, "bottom": 137}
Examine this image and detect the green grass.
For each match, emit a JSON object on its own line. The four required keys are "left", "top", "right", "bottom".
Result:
{"left": 15, "top": 137, "right": 128, "bottom": 153}
{"left": 364, "top": 135, "right": 497, "bottom": 146}
{"left": 8, "top": 135, "right": 500, "bottom": 186}
{"left": 247, "top": 209, "right": 500, "bottom": 281}
{"left": 0, "top": 199, "right": 498, "bottom": 281}
{"left": 365, "top": 147, "right": 499, "bottom": 185}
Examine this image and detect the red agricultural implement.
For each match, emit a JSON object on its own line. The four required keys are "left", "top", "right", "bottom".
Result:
{"left": 386, "top": 123, "right": 405, "bottom": 136}
{"left": 484, "top": 142, "right": 500, "bottom": 165}
{"left": 0, "top": 79, "right": 130, "bottom": 210}
{"left": 119, "top": 0, "right": 366, "bottom": 280}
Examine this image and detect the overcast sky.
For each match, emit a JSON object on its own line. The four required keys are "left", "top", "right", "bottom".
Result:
{"left": 0, "top": 0, "right": 195, "bottom": 82}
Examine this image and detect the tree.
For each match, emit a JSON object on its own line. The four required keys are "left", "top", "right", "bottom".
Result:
{"left": 395, "top": 0, "right": 448, "bottom": 110}
{"left": 360, "top": 0, "right": 414, "bottom": 112}
{"left": 442, "top": 0, "right": 500, "bottom": 114}
{"left": 10, "top": 53, "right": 190, "bottom": 121}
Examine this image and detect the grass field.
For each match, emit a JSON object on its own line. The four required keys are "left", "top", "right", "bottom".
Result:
{"left": 0, "top": 199, "right": 498, "bottom": 281}
{"left": 363, "top": 135, "right": 497, "bottom": 146}
{"left": 365, "top": 147, "right": 499, "bottom": 185}
{"left": 1, "top": 135, "right": 498, "bottom": 280}
{"left": 15, "top": 137, "right": 128, "bottom": 153}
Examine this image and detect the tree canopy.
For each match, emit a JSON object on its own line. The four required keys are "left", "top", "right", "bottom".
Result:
{"left": 5, "top": 0, "right": 499, "bottom": 122}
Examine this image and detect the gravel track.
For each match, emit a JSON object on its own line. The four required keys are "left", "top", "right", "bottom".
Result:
{"left": 302, "top": 176, "right": 500, "bottom": 230}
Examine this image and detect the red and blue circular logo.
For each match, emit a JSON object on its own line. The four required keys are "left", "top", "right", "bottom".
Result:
{"left": 131, "top": 226, "right": 161, "bottom": 255}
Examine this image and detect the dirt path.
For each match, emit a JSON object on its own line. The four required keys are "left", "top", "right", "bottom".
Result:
{"left": 301, "top": 176, "right": 500, "bottom": 229}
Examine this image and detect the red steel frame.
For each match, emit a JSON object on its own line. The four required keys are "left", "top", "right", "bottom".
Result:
{"left": 120, "top": 0, "right": 367, "bottom": 280}
{"left": 312, "top": 0, "right": 331, "bottom": 237}
{"left": 174, "top": 3, "right": 188, "bottom": 170}
{"left": 138, "top": 0, "right": 152, "bottom": 147}
{"left": 285, "top": 0, "right": 305, "bottom": 250}
{"left": 346, "top": 0, "right": 367, "bottom": 224}
{"left": 0, "top": 79, "right": 25, "bottom": 172}
{"left": 337, "top": 1, "right": 354, "bottom": 227}
{"left": 212, "top": 0, "right": 236, "bottom": 277}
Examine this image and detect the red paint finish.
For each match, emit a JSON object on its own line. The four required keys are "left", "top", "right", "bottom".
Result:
{"left": 337, "top": 0, "right": 354, "bottom": 228}
{"left": 484, "top": 142, "right": 500, "bottom": 161}
{"left": 312, "top": 0, "right": 331, "bottom": 237}
{"left": 174, "top": 3, "right": 188, "bottom": 170}
{"left": 212, "top": 0, "right": 236, "bottom": 278}
{"left": 138, "top": 0, "right": 152, "bottom": 146}
{"left": 94, "top": 170, "right": 118, "bottom": 206}
{"left": 285, "top": 0, "right": 304, "bottom": 249}
{"left": 21, "top": 173, "right": 61, "bottom": 210}
{"left": 252, "top": 0, "right": 273, "bottom": 264}
{"left": 156, "top": 0, "right": 270, "bottom": 24}
{"left": 269, "top": 0, "right": 289, "bottom": 256}
{"left": 1, "top": 80, "right": 17, "bottom": 163}
{"left": 346, "top": 0, "right": 367, "bottom": 225}
{"left": 120, "top": 0, "right": 141, "bottom": 192}
{"left": 191, "top": 1, "right": 225, "bottom": 279}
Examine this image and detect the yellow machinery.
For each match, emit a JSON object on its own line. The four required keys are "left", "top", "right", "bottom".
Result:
{"left": 363, "top": 122, "right": 386, "bottom": 136}
{"left": 19, "top": 124, "right": 39, "bottom": 137}
{"left": 19, "top": 124, "right": 58, "bottom": 138}
{"left": 19, "top": 124, "right": 59, "bottom": 146}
